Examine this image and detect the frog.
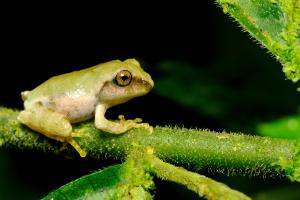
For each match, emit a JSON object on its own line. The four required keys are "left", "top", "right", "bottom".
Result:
{"left": 18, "top": 59, "right": 154, "bottom": 157}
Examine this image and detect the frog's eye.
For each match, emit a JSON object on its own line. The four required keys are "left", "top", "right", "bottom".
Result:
{"left": 115, "top": 70, "right": 132, "bottom": 86}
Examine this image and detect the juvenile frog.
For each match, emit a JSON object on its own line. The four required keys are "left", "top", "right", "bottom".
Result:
{"left": 18, "top": 59, "right": 154, "bottom": 157}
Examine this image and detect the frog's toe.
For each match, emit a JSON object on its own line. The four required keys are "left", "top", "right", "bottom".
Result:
{"left": 147, "top": 125, "right": 153, "bottom": 134}
{"left": 133, "top": 118, "right": 143, "bottom": 123}
{"left": 133, "top": 122, "right": 153, "bottom": 134}
{"left": 118, "top": 115, "right": 142, "bottom": 123}
{"left": 118, "top": 115, "right": 125, "bottom": 121}
{"left": 144, "top": 123, "right": 153, "bottom": 134}
{"left": 68, "top": 138, "right": 87, "bottom": 157}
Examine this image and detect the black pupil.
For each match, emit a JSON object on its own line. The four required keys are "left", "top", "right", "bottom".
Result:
{"left": 121, "top": 75, "right": 128, "bottom": 81}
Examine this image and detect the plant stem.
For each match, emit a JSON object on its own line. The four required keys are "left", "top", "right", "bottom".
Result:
{"left": 0, "top": 107, "right": 299, "bottom": 181}
{"left": 150, "top": 155, "right": 251, "bottom": 200}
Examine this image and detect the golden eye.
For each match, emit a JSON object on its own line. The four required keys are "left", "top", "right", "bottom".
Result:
{"left": 115, "top": 70, "right": 132, "bottom": 86}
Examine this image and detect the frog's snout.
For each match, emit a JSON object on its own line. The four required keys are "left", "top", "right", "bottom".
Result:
{"left": 142, "top": 76, "right": 154, "bottom": 91}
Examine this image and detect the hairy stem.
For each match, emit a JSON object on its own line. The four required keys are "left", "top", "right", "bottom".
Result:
{"left": 150, "top": 155, "right": 250, "bottom": 200}
{"left": 0, "top": 107, "right": 299, "bottom": 181}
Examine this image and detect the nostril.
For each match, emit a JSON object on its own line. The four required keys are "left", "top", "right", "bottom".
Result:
{"left": 142, "top": 80, "right": 148, "bottom": 85}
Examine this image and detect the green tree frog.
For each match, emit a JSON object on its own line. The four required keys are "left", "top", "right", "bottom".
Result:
{"left": 18, "top": 59, "right": 154, "bottom": 157}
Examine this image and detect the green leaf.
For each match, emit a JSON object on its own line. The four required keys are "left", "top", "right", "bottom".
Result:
{"left": 257, "top": 114, "right": 300, "bottom": 139}
{"left": 42, "top": 162, "right": 153, "bottom": 200}
{"left": 217, "top": 0, "right": 300, "bottom": 83}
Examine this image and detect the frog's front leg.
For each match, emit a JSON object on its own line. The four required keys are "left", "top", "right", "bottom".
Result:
{"left": 17, "top": 103, "right": 87, "bottom": 157}
{"left": 95, "top": 104, "right": 153, "bottom": 134}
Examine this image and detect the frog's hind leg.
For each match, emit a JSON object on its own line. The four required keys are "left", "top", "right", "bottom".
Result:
{"left": 18, "top": 103, "right": 87, "bottom": 157}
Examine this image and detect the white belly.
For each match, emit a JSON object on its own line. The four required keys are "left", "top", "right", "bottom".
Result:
{"left": 26, "top": 96, "right": 97, "bottom": 123}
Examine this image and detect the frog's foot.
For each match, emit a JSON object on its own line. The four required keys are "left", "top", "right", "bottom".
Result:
{"left": 18, "top": 104, "right": 87, "bottom": 158}
{"left": 118, "top": 115, "right": 153, "bottom": 133}
{"left": 67, "top": 137, "right": 87, "bottom": 158}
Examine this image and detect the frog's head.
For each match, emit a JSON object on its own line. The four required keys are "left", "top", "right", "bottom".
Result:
{"left": 98, "top": 58, "right": 154, "bottom": 107}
